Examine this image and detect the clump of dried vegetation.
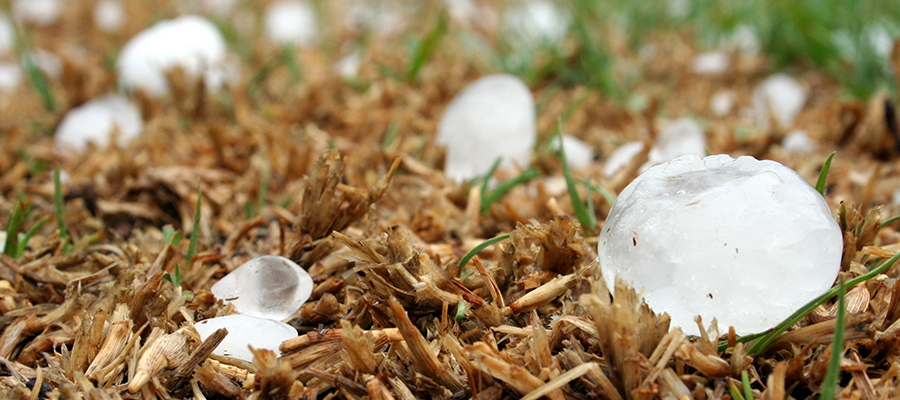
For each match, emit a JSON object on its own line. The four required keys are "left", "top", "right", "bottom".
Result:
{"left": 2, "top": 1, "right": 900, "bottom": 399}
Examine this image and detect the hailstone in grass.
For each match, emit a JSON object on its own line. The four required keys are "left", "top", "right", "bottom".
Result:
{"left": 117, "top": 15, "right": 230, "bottom": 96}
{"left": 93, "top": 0, "right": 125, "bottom": 33}
{"left": 644, "top": 118, "right": 706, "bottom": 170}
{"left": 211, "top": 255, "right": 314, "bottom": 321}
{"left": 437, "top": 74, "right": 536, "bottom": 182}
{"left": 0, "top": 13, "right": 13, "bottom": 56}
{"left": 710, "top": 90, "right": 736, "bottom": 117}
{"left": 54, "top": 95, "right": 142, "bottom": 151}
{"left": 0, "top": 63, "right": 21, "bottom": 93}
{"left": 502, "top": 0, "right": 570, "bottom": 46}
{"left": 194, "top": 315, "right": 297, "bottom": 362}
{"left": 265, "top": 0, "right": 318, "bottom": 46}
{"left": 603, "top": 141, "right": 644, "bottom": 178}
{"left": 782, "top": 130, "right": 818, "bottom": 154}
{"left": 691, "top": 51, "right": 728, "bottom": 75}
{"left": 553, "top": 134, "right": 594, "bottom": 169}
{"left": 12, "top": 0, "right": 61, "bottom": 26}
{"left": 598, "top": 155, "right": 842, "bottom": 336}
{"left": 753, "top": 73, "right": 806, "bottom": 129}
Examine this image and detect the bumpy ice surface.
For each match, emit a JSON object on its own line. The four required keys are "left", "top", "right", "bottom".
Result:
{"left": 598, "top": 154, "right": 842, "bottom": 335}
{"left": 436, "top": 74, "right": 536, "bottom": 182}
{"left": 194, "top": 315, "right": 297, "bottom": 362}
{"left": 211, "top": 255, "right": 314, "bottom": 321}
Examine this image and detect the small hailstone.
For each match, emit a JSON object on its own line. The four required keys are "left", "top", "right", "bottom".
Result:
{"left": 29, "top": 49, "right": 62, "bottom": 80}
{"left": 782, "top": 130, "right": 818, "bottom": 154}
{"left": 117, "top": 15, "right": 229, "bottom": 96}
{"left": 345, "top": 3, "right": 404, "bottom": 36}
{"left": 603, "top": 141, "right": 644, "bottom": 178}
{"left": 553, "top": 135, "right": 594, "bottom": 169}
{"left": 667, "top": 0, "right": 690, "bottom": 18}
{"left": 722, "top": 24, "right": 760, "bottom": 57}
{"left": 265, "top": 0, "right": 318, "bottom": 46}
{"left": 444, "top": 0, "right": 480, "bottom": 27}
{"left": 194, "top": 315, "right": 297, "bottom": 362}
{"left": 436, "top": 74, "right": 536, "bottom": 182}
{"left": 598, "top": 154, "right": 842, "bottom": 335}
{"left": 335, "top": 51, "right": 361, "bottom": 79}
{"left": 0, "top": 13, "right": 14, "bottom": 56}
{"left": 54, "top": 95, "right": 143, "bottom": 151}
{"left": 211, "top": 255, "right": 314, "bottom": 321}
{"left": 691, "top": 51, "right": 728, "bottom": 75}
{"left": 0, "top": 63, "right": 22, "bottom": 92}
{"left": 502, "top": 0, "right": 570, "bottom": 46}
{"left": 710, "top": 90, "right": 736, "bottom": 117}
{"left": 644, "top": 118, "right": 706, "bottom": 170}
{"left": 93, "top": 0, "right": 125, "bottom": 33}
{"left": 753, "top": 73, "right": 806, "bottom": 129}
{"left": 12, "top": 0, "right": 61, "bottom": 26}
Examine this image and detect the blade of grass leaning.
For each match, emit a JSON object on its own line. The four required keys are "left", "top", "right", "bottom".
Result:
{"left": 815, "top": 152, "right": 836, "bottom": 195}
{"left": 54, "top": 166, "right": 71, "bottom": 254}
{"left": 727, "top": 379, "right": 746, "bottom": 400}
{"left": 458, "top": 234, "right": 511, "bottom": 278}
{"left": 578, "top": 178, "right": 617, "bottom": 207}
{"left": 477, "top": 157, "right": 502, "bottom": 196}
{"left": 406, "top": 15, "right": 447, "bottom": 81}
{"left": 257, "top": 166, "right": 270, "bottom": 215}
{"left": 820, "top": 279, "right": 847, "bottom": 400}
{"left": 880, "top": 214, "right": 900, "bottom": 228}
{"left": 281, "top": 45, "right": 302, "bottom": 84}
{"left": 186, "top": 182, "right": 202, "bottom": 264}
{"left": 558, "top": 131, "right": 597, "bottom": 232}
{"left": 480, "top": 168, "right": 541, "bottom": 214}
{"left": 3, "top": 203, "right": 25, "bottom": 257}
{"left": 381, "top": 118, "right": 401, "bottom": 148}
{"left": 14, "top": 28, "right": 56, "bottom": 112}
{"left": 16, "top": 217, "right": 48, "bottom": 258}
{"left": 741, "top": 370, "right": 753, "bottom": 400}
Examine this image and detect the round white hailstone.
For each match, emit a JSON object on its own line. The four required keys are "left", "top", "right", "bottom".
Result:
{"left": 29, "top": 49, "right": 62, "bottom": 80}
{"left": 555, "top": 134, "right": 594, "bottom": 169}
{"left": 194, "top": 315, "right": 297, "bottom": 362}
{"left": 117, "top": 15, "right": 229, "bottom": 96}
{"left": 12, "top": 0, "right": 61, "bottom": 26}
{"left": 502, "top": 0, "right": 570, "bottom": 46}
{"left": 782, "top": 130, "right": 818, "bottom": 154}
{"left": 345, "top": 3, "right": 404, "bottom": 36}
{"left": 691, "top": 51, "right": 729, "bottom": 75}
{"left": 603, "top": 141, "right": 644, "bottom": 178}
{"left": 444, "top": 0, "right": 478, "bottom": 26}
{"left": 265, "top": 0, "right": 318, "bottom": 46}
{"left": 335, "top": 51, "right": 361, "bottom": 79}
{"left": 710, "top": 90, "right": 736, "bottom": 117}
{"left": 436, "top": 74, "right": 536, "bottom": 182}
{"left": 722, "top": 24, "right": 760, "bottom": 56}
{"left": 54, "top": 95, "right": 143, "bottom": 151}
{"left": 0, "top": 63, "right": 22, "bottom": 92}
{"left": 0, "top": 13, "right": 14, "bottom": 56}
{"left": 598, "top": 154, "right": 842, "bottom": 335}
{"left": 93, "top": 0, "right": 125, "bottom": 33}
{"left": 753, "top": 73, "right": 806, "bottom": 129}
{"left": 211, "top": 255, "right": 314, "bottom": 321}
{"left": 643, "top": 118, "right": 706, "bottom": 170}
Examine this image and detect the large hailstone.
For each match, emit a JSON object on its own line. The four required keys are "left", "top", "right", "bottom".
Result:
{"left": 265, "top": 0, "right": 318, "bottom": 46}
{"left": 194, "top": 315, "right": 297, "bottom": 362}
{"left": 437, "top": 74, "right": 536, "bottom": 182}
{"left": 117, "top": 15, "right": 230, "bottom": 96}
{"left": 598, "top": 154, "right": 842, "bottom": 336}
{"left": 211, "top": 255, "right": 314, "bottom": 321}
{"left": 54, "top": 95, "right": 143, "bottom": 151}
{"left": 753, "top": 73, "right": 806, "bottom": 129}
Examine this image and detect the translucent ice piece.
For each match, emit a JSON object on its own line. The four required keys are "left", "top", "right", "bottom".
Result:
{"left": 194, "top": 315, "right": 297, "bottom": 362}
{"left": 211, "top": 255, "right": 314, "bottom": 321}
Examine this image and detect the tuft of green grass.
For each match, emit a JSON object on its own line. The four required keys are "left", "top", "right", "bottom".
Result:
{"left": 2, "top": 203, "right": 45, "bottom": 259}
{"left": 281, "top": 45, "right": 303, "bottom": 84}
{"left": 480, "top": 169, "right": 541, "bottom": 214}
{"left": 820, "top": 279, "right": 846, "bottom": 400}
{"left": 381, "top": 119, "right": 401, "bottom": 148}
{"left": 53, "top": 166, "right": 72, "bottom": 254}
{"left": 13, "top": 28, "right": 56, "bottom": 112}
{"left": 557, "top": 130, "right": 597, "bottom": 232}
{"left": 815, "top": 152, "right": 836, "bottom": 195}
{"left": 406, "top": 15, "right": 447, "bottom": 82}
{"left": 728, "top": 379, "right": 746, "bottom": 400}
{"left": 458, "top": 234, "right": 511, "bottom": 281}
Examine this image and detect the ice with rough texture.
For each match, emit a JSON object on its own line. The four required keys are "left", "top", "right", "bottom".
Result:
{"left": 211, "top": 255, "right": 314, "bottom": 321}
{"left": 437, "top": 74, "right": 536, "bottom": 182}
{"left": 117, "top": 15, "right": 230, "bottom": 96}
{"left": 194, "top": 315, "right": 297, "bottom": 362}
{"left": 54, "top": 95, "right": 143, "bottom": 151}
{"left": 598, "top": 154, "right": 842, "bottom": 335}
{"left": 265, "top": 0, "right": 318, "bottom": 46}
{"left": 644, "top": 117, "right": 706, "bottom": 170}
{"left": 691, "top": 51, "right": 728, "bottom": 75}
{"left": 94, "top": 0, "right": 125, "bottom": 33}
{"left": 502, "top": 0, "right": 570, "bottom": 46}
{"left": 753, "top": 73, "right": 806, "bottom": 129}
{"left": 12, "top": 0, "right": 61, "bottom": 26}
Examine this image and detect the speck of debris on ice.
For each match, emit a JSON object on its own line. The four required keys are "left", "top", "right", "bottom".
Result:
{"left": 12, "top": 0, "right": 61, "bottom": 26}
{"left": 691, "top": 51, "right": 728, "bottom": 75}
{"left": 436, "top": 74, "right": 536, "bottom": 182}
{"left": 501, "top": 0, "right": 570, "bottom": 47}
{"left": 117, "top": 15, "right": 231, "bottom": 96}
{"left": 211, "top": 255, "right": 314, "bottom": 321}
{"left": 782, "top": 130, "right": 818, "bottom": 154}
{"left": 93, "top": 0, "right": 125, "bottom": 33}
{"left": 265, "top": 0, "right": 318, "bottom": 46}
{"left": 753, "top": 73, "right": 806, "bottom": 129}
{"left": 54, "top": 95, "right": 143, "bottom": 151}
{"left": 643, "top": 117, "right": 706, "bottom": 170}
{"left": 194, "top": 315, "right": 297, "bottom": 362}
{"left": 603, "top": 141, "right": 645, "bottom": 178}
{"left": 710, "top": 90, "right": 736, "bottom": 117}
{"left": 598, "top": 154, "right": 842, "bottom": 335}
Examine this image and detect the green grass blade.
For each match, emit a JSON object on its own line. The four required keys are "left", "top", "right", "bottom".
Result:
{"left": 381, "top": 119, "right": 401, "bottom": 148}
{"left": 406, "top": 15, "right": 447, "bottom": 81}
{"left": 281, "top": 45, "right": 302, "bottom": 84}
{"left": 815, "top": 152, "right": 836, "bottom": 195}
{"left": 578, "top": 178, "right": 617, "bottom": 207}
{"left": 3, "top": 203, "right": 25, "bottom": 258}
{"left": 53, "top": 165, "right": 71, "bottom": 253}
{"left": 477, "top": 157, "right": 502, "bottom": 195}
{"left": 14, "top": 29, "right": 56, "bottom": 112}
{"left": 728, "top": 379, "right": 746, "bottom": 400}
{"left": 558, "top": 131, "right": 597, "bottom": 232}
{"left": 880, "top": 215, "right": 900, "bottom": 228}
{"left": 186, "top": 182, "right": 202, "bottom": 264}
{"left": 458, "top": 233, "right": 510, "bottom": 276}
{"left": 16, "top": 216, "right": 48, "bottom": 258}
{"left": 257, "top": 166, "right": 270, "bottom": 214}
{"left": 820, "top": 280, "right": 846, "bottom": 400}
{"left": 480, "top": 168, "right": 541, "bottom": 214}
{"left": 741, "top": 370, "right": 753, "bottom": 400}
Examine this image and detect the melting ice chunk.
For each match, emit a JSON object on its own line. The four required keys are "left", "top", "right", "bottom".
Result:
{"left": 265, "top": 0, "right": 318, "bottom": 46}
{"left": 54, "top": 95, "right": 143, "bottom": 151}
{"left": 194, "top": 315, "right": 297, "bottom": 362}
{"left": 437, "top": 74, "right": 536, "bottom": 182}
{"left": 753, "top": 73, "right": 806, "bottom": 129}
{"left": 211, "top": 255, "right": 314, "bottom": 321}
{"left": 598, "top": 154, "right": 842, "bottom": 335}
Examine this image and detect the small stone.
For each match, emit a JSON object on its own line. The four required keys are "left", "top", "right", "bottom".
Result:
{"left": 211, "top": 255, "right": 314, "bottom": 321}
{"left": 437, "top": 74, "right": 536, "bottom": 182}
{"left": 753, "top": 73, "right": 806, "bottom": 129}
{"left": 54, "top": 95, "right": 143, "bottom": 151}
{"left": 502, "top": 0, "right": 570, "bottom": 46}
{"left": 691, "top": 51, "right": 728, "bottom": 75}
{"left": 710, "top": 90, "right": 736, "bottom": 117}
{"left": 644, "top": 118, "right": 706, "bottom": 170}
{"left": 782, "top": 130, "right": 818, "bottom": 154}
{"left": 194, "top": 315, "right": 297, "bottom": 362}
{"left": 265, "top": 0, "right": 318, "bottom": 46}
{"left": 94, "top": 0, "right": 125, "bottom": 33}
{"left": 598, "top": 154, "right": 842, "bottom": 335}
{"left": 117, "top": 15, "right": 231, "bottom": 96}
{"left": 603, "top": 141, "right": 644, "bottom": 178}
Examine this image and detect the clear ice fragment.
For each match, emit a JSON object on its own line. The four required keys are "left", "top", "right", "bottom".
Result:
{"left": 194, "top": 314, "right": 297, "bottom": 362}
{"left": 211, "top": 255, "right": 314, "bottom": 321}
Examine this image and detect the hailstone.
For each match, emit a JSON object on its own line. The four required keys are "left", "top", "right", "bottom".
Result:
{"left": 54, "top": 95, "right": 143, "bottom": 151}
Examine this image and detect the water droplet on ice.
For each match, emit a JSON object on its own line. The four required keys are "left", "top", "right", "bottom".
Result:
{"left": 211, "top": 255, "right": 314, "bottom": 321}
